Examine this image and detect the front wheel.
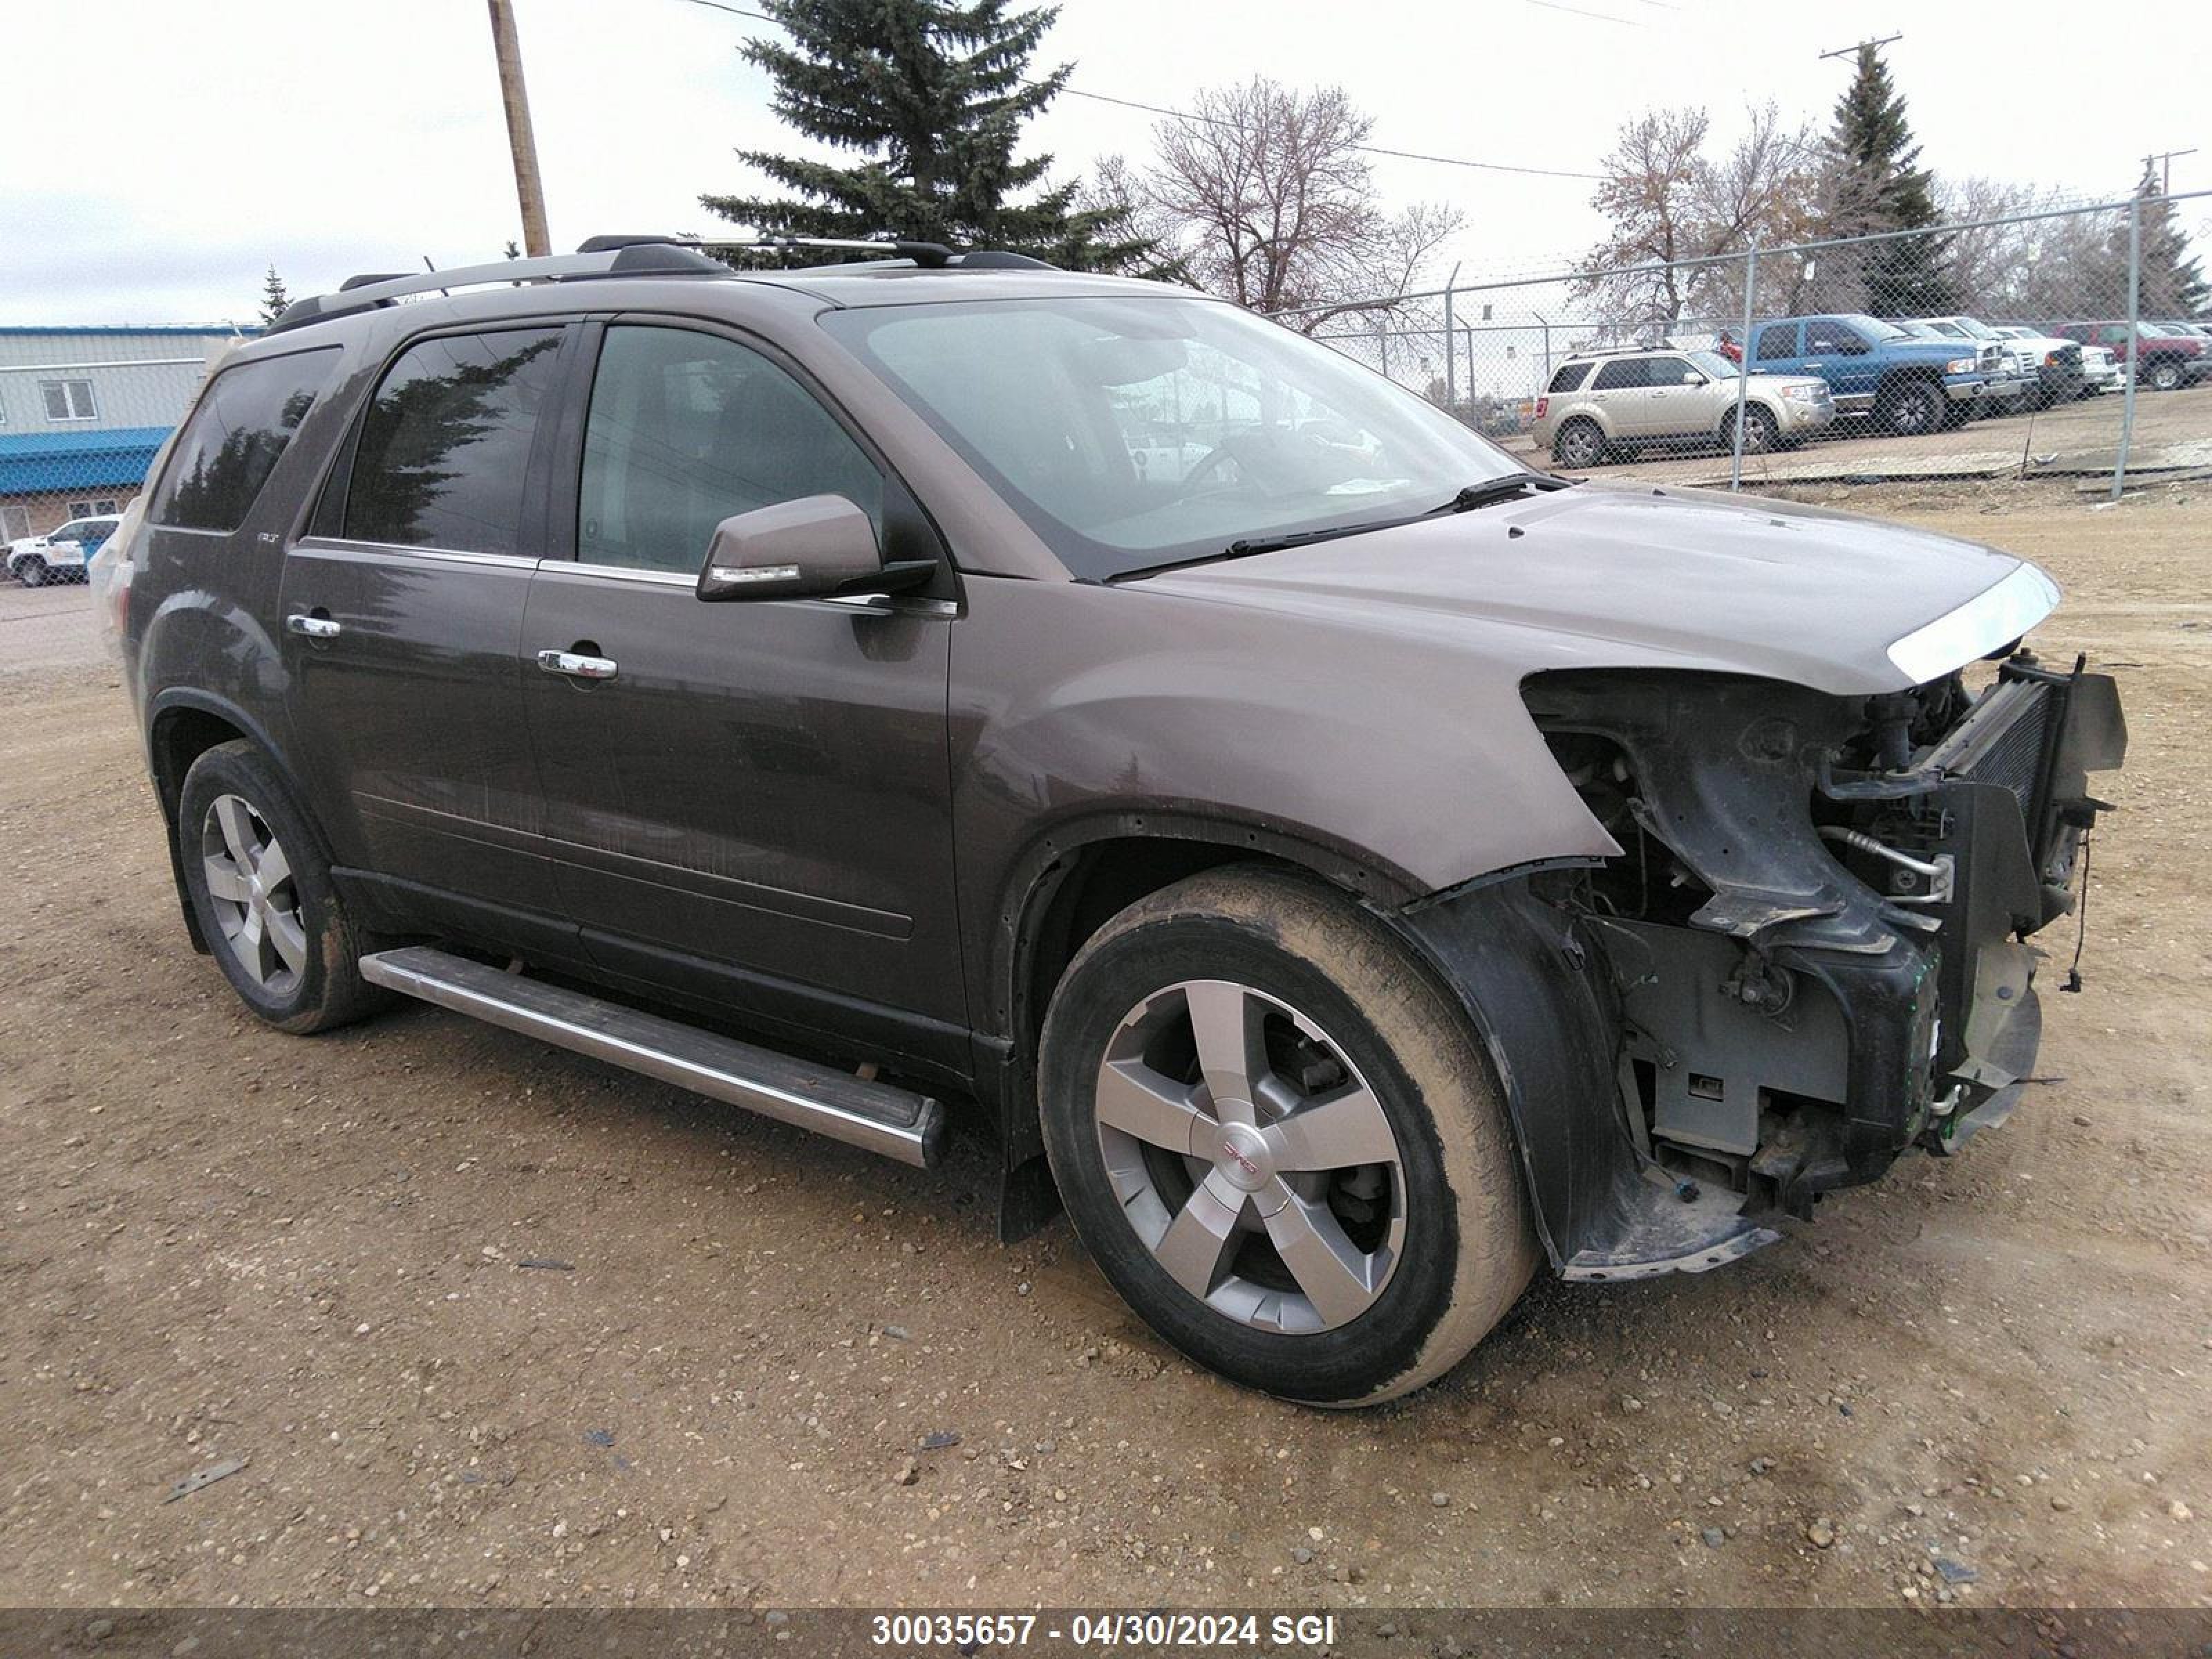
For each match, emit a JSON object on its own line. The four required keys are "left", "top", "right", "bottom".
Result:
{"left": 2148, "top": 359, "right": 2182, "bottom": 392}
{"left": 1876, "top": 379, "right": 1942, "bottom": 437}
{"left": 1725, "top": 404, "right": 1779, "bottom": 455}
{"left": 1038, "top": 868, "right": 1539, "bottom": 1406}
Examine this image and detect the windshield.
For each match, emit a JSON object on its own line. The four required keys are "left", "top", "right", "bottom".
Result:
{"left": 1685, "top": 350, "right": 1738, "bottom": 379}
{"left": 1844, "top": 315, "right": 1910, "bottom": 342}
{"left": 821, "top": 295, "right": 1523, "bottom": 579}
{"left": 1948, "top": 317, "right": 1999, "bottom": 339}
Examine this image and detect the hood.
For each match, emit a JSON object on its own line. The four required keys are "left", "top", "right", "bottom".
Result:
{"left": 1134, "top": 482, "right": 2050, "bottom": 696}
{"left": 1891, "top": 337, "right": 1983, "bottom": 364}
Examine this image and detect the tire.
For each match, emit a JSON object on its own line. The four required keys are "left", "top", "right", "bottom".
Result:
{"left": 19, "top": 556, "right": 46, "bottom": 588}
{"left": 1875, "top": 377, "right": 1942, "bottom": 438}
{"left": 176, "top": 740, "right": 390, "bottom": 1034}
{"left": 1725, "top": 404, "right": 1779, "bottom": 456}
{"left": 2148, "top": 359, "right": 2182, "bottom": 393}
{"left": 1038, "top": 867, "right": 1539, "bottom": 1406}
{"left": 1551, "top": 418, "right": 1606, "bottom": 470}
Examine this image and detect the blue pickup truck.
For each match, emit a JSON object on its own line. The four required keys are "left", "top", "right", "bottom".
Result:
{"left": 1745, "top": 314, "right": 1993, "bottom": 438}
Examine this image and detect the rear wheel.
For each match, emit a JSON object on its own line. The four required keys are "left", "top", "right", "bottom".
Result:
{"left": 1552, "top": 418, "right": 1606, "bottom": 469}
{"left": 1875, "top": 377, "right": 1942, "bottom": 437}
{"left": 1038, "top": 868, "right": 1539, "bottom": 1405}
{"left": 177, "top": 740, "right": 389, "bottom": 1033}
{"left": 2148, "top": 358, "right": 2182, "bottom": 392}
{"left": 18, "top": 556, "right": 46, "bottom": 588}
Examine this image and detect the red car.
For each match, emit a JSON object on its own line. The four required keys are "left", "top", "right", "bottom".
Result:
{"left": 2047, "top": 321, "right": 2210, "bottom": 391}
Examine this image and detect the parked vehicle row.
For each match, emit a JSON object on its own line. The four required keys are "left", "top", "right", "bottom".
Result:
{"left": 2047, "top": 320, "right": 2212, "bottom": 392}
{"left": 1537, "top": 306, "right": 2202, "bottom": 467}
{"left": 5, "top": 513, "right": 120, "bottom": 586}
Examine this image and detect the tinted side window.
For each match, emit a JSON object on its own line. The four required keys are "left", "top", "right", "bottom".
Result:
{"left": 1755, "top": 324, "right": 1799, "bottom": 362}
{"left": 151, "top": 348, "right": 340, "bottom": 532}
{"left": 1807, "top": 321, "right": 1866, "bottom": 355}
{"left": 1646, "top": 356, "right": 1697, "bottom": 386}
{"left": 344, "top": 328, "right": 564, "bottom": 556}
{"left": 1590, "top": 357, "right": 1649, "bottom": 391}
{"left": 577, "top": 325, "right": 882, "bottom": 576}
{"left": 1546, "top": 362, "right": 1592, "bottom": 394}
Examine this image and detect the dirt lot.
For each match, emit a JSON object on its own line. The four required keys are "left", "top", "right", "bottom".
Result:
{"left": 1, "top": 482, "right": 2207, "bottom": 1615}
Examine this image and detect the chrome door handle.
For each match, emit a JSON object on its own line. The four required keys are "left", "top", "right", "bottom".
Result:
{"left": 537, "top": 648, "right": 619, "bottom": 681}
{"left": 286, "top": 613, "right": 341, "bottom": 639}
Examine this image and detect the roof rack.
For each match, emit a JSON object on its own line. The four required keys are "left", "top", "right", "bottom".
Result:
{"left": 595, "top": 233, "right": 1056, "bottom": 272}
{"left": 267, "top": 233, "right": 1063, "bottom": 337}
{"left": 267, "top": 241, "right": 724, "bottom": 335}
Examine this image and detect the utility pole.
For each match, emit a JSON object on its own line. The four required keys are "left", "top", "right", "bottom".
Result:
{"left": 486, "top": 0, "right": 551, "bottom": 258}
{"left": 2144, "top": 147, "right": 2197, "bottom": 196}
{"left": 1817, "top": 31, "right": 1902, "bottom": 62}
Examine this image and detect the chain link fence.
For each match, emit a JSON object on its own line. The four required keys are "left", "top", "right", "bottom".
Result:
{"left": 0, "top": 328, "right": 241, "bottom": 590}
{"left": 1294, "top": 189, "right": 2212, "bottom": 500}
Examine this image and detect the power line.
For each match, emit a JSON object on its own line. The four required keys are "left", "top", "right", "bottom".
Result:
{"left": 671, "top": 0, "right": 1604, "bottom": 182}
{"left": 1817, "top": 31, "right": 1902, "bottom": 62}
{"left": 1519, "top": 0, "right": 1645, "bottom": 25}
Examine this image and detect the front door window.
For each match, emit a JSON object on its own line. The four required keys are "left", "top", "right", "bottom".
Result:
{"left": 577, "top": 326, "right": 883, "bottom": 575}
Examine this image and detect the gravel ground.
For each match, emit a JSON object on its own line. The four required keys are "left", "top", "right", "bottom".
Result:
{"left": 1, "top": 482, "right": 2206, "bottom": 1613}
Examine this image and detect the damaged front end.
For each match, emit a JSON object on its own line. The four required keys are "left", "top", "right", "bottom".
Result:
{"left": 1407, "top": 654, "right": 2124, "bottom": 1283}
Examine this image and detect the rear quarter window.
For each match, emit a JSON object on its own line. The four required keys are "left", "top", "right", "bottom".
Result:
{"left": 1547, "top": 362, "right": 1593, "bottom": 394}
{"left": 150, "top": 347, "right": 341, "bottom": 532}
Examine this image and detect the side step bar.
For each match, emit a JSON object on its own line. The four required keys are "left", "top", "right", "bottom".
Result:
{"left": 359, "top": 946, "right": 947, "bottom": 1168}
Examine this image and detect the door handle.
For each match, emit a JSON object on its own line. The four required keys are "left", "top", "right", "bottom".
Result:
{"left": 286, "top": 613, "right": 341, "bottom": 639}
{"left": 537, "top": 648, "right": 619, "bottom": 682}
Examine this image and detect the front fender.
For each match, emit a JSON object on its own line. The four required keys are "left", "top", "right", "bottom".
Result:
{"left": 1391, "top": 876, "right": 1781, "bottom": 1278}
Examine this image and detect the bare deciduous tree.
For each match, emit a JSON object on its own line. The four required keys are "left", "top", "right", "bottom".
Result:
{"left": 1575, "top": 102, "right": 1819, "bottom": 331}
{"left": 1123, "top": 78, "right": 1463, "bottom": 332}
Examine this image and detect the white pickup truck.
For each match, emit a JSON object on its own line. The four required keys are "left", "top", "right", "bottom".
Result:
{"left": 5, "top": 514, "right": 120, "bottom": 586}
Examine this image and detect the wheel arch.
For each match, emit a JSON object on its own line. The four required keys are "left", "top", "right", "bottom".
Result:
{"left": 982, "top": 814, "right": 1423, "bottom": 1236}
{"left": 145, "top": 689, "right": 318, "bottom": 956}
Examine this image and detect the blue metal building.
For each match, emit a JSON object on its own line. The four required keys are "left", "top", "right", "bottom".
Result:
{"left": 0, "top": 325, "right": 252, "bottom": 541}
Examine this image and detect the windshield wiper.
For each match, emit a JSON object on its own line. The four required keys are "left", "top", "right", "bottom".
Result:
{"left": 1427, "top": 472, "right": 1571, "bottom": 514}
{"left": 1219, "top": 474, "right": 1568, "bottom": 560}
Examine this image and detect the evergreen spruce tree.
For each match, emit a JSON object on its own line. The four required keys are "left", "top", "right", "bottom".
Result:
{"left": 1819, "top": 44, "right": 1954, "bottom": 315}
{"left": 701, "top": 0, "right": 1150, "bottom": 271}
{"left": 258, "top": 265, "right": 291, "bottom": 327}
{"left": 2119, "top": 162, "right": 2209, "bottom": 318}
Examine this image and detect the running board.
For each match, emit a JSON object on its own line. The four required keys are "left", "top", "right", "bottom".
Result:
{"left": 359, "top": 946, "right": 947, "bottom": 1168}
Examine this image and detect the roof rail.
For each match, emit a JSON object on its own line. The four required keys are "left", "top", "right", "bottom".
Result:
{"left": 265, "top": 242, "right": 724, "bottom": 336}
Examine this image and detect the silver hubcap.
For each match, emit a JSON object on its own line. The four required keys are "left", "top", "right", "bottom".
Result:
{"left": 200, "top": 794, "right": 308, "bottom": 993}
{"left": 1093, "top": 980, "right": 1405, "bottom": 1335}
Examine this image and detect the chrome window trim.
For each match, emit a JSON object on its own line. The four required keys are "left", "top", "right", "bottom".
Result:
{"left": 551, "top": 559, "right": 960, "bottom": 618}
{"left": 290, "top": 535, "right": 538, "bottom": 571}
{"left": 1886, "top": 561, "right": 2060, "bottom": 683}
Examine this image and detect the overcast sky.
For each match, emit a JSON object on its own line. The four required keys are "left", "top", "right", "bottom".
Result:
{"left": 4, "top": 0, "right": 2206, "bottom": 326}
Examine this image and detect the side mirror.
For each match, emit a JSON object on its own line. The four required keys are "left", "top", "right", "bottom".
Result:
{"left": 1683, "top": 371, "right": 1708, "bottom": 386}
{"left": 697, "top": 494, "right": 883, "bottom": 602}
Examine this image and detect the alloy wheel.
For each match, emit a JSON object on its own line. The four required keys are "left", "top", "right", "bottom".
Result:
{"left": 200, "top": 793, "right": 308, "bottom": 994}
{"left": 1092, "top": 979, "right": 1405, "bottom": 1335}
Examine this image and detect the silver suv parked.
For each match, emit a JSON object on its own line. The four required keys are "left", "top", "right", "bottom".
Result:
{"left": 1533, "top": 346, "right": 1833, "bottom": 469}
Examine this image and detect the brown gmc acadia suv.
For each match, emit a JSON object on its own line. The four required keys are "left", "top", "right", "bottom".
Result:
{"left": 99, "top": 236, "right": 2125, "bottom": 1405}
